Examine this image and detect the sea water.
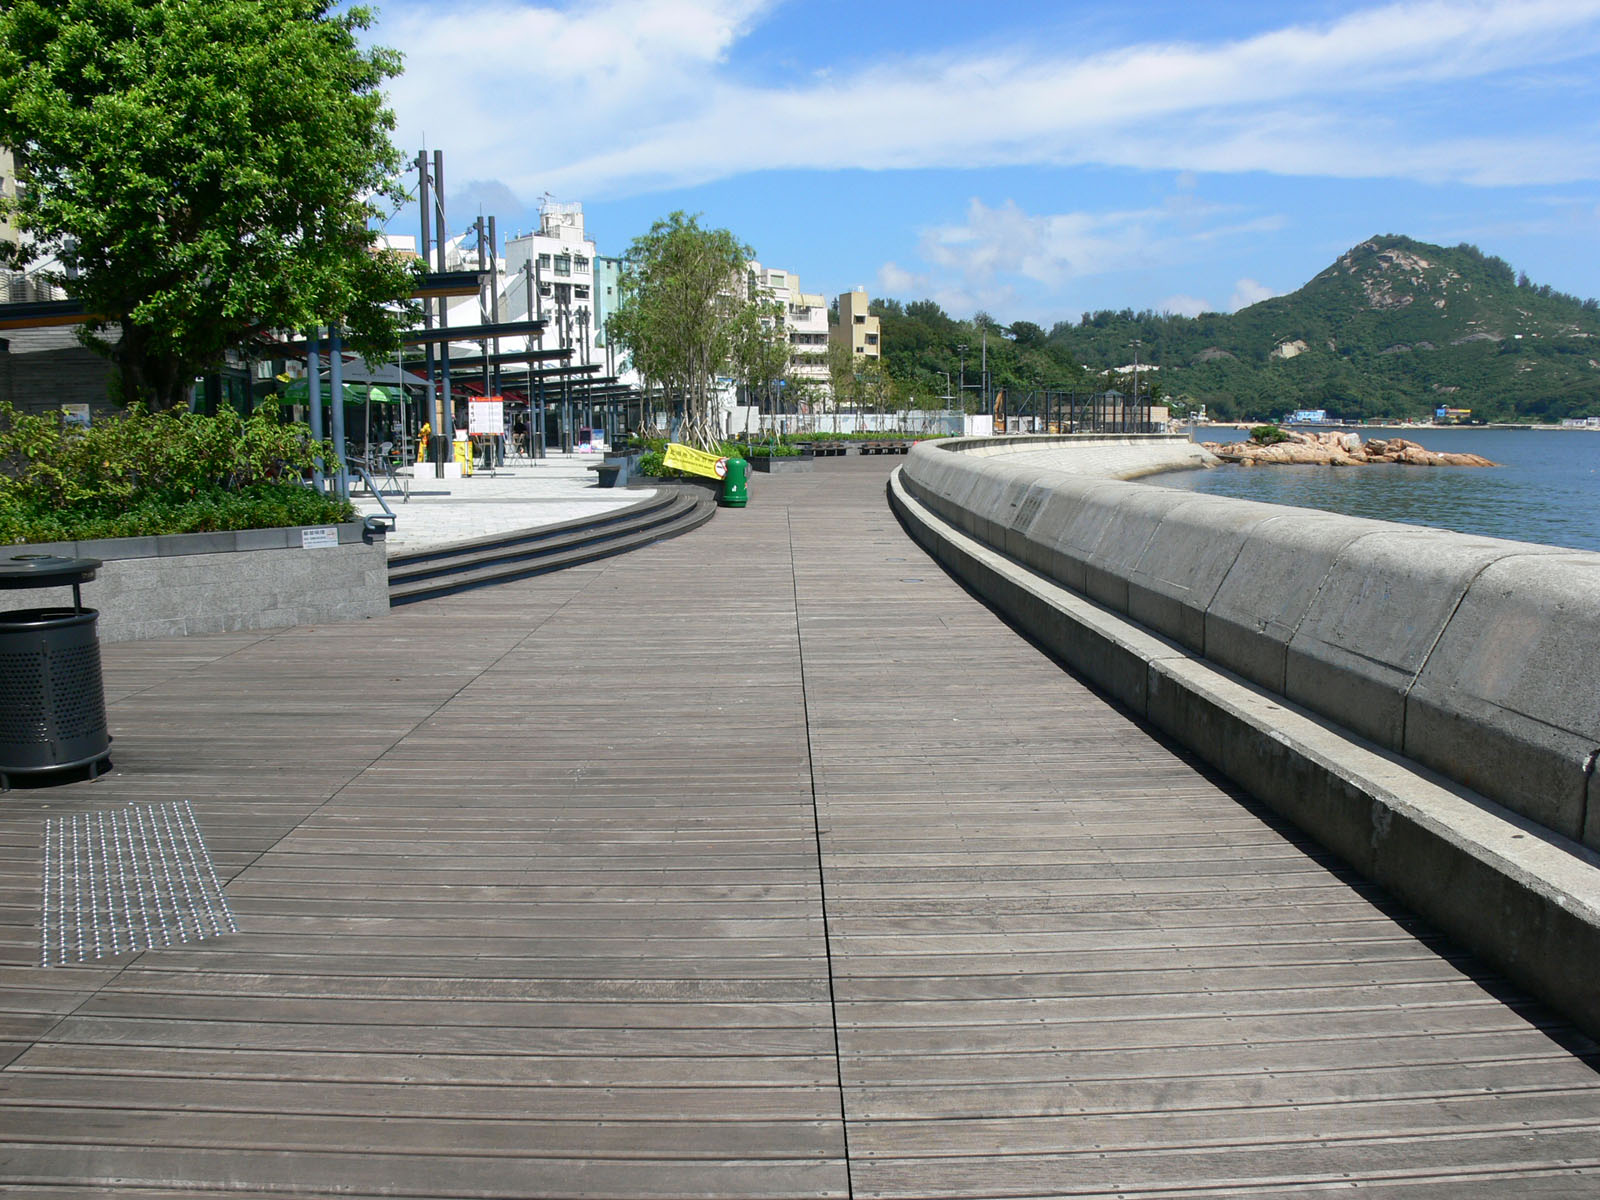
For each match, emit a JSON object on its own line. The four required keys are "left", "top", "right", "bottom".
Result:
{"left": 1156, "top": 426, "right": 1600, "bottom": 553}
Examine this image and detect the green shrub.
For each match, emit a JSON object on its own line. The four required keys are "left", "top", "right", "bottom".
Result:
{"left": 1249, "top": 424, "right": 1290, "bottom": 445}
{"left": 0, "top": 402, "right": 353, "bottom": 543}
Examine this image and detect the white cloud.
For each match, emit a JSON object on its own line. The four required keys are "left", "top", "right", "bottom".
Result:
{"left": 374, "top": 0, "right": 1600, "bottom": 200}
{"left": 1160, "top": 295, "right": 1214, "bottom": 318}
{"left": 1230, "top": 278, "right": 1281, "bottom": 310}
{"left": 887, "top": 195, "right": 1285, "bottom": 316}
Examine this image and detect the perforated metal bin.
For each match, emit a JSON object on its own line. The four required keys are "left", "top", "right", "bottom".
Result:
{"left": 0, "top": 554, "right": 111, "bottom": 787}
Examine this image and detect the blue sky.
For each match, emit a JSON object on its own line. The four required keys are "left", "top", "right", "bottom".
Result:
{"left": 371, "top": 0, "right": 1600, "bottom": 325}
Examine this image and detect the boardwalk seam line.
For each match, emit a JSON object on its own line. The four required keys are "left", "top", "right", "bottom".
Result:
{"left": 787, "top": 504, "right": 856, "bottom": 1200}
{"left": 221, "top": 569, "right": 607, "bottom": 887}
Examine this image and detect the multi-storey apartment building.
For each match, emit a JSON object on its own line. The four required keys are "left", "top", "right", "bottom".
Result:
{"left": 830, "top": 287, "right": 881, "bottom": 361}
{"left": 747, "top": 262, "right": 830, "bottom": 397}
{"left": 502, "top": 200, "right": 601, "bottom": 370}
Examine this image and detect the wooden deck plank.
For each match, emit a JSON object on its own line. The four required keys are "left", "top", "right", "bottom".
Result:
{"left": 0, "top": 457, "right": 1596, "bottom": 1197}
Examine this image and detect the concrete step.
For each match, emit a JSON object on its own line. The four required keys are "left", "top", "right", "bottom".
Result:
{"left": 387, "top": 490, "right": 715, "bottom": 605}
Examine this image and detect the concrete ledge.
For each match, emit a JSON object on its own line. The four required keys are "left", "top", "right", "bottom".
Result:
{"left": 6, "top": 522, "right": 387, "bottom": 642}
{"left": 901, "top": 436, "right": 1600, "bottom": 851}
{"left": 750, "top": 454, "right": 815, "bottom": 473}
{"left": 889, "top": 465, "right": 1600, "bottom": 1040}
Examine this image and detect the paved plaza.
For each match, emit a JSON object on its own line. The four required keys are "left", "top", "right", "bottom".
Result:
{"left": 1, "top": 456, "right": 1598, "bottom": 1197}
{"left": 351, "top": 451, "right": 656, "bottom": 553}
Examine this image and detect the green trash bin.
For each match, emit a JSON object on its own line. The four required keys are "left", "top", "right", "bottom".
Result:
{"left": 720, "top": 456, "right": 749, "bottom": 508}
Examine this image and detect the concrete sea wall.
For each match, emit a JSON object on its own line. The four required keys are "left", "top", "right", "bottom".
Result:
{"left": 7, "top": 522, "right": 389, "bottom": 642}
{"left": 891, "top": 433, "right": 1600, "bottom": 1037}
{"left": 900, "top": 434, "right": 1600, "bottom": 849}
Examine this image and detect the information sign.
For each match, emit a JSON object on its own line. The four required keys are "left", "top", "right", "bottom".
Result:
{"left": 468, "top": 399, "right": 505, "bottom": 436}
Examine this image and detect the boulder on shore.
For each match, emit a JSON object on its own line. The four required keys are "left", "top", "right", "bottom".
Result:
{"left": 1201, "top": 429, "right": 1495, "bottom": 468}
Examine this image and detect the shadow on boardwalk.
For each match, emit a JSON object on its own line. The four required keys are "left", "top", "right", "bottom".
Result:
{"left": 2, "top": 457, "right": 1598, "bottom": 1197}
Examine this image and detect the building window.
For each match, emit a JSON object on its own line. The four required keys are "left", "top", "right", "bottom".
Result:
{"left": 538, "top": 253, "right": 551, "bottom": 269}
{"left": 854, "top": 314, "right": 866, "bottom": 324}
{"left": 856, "top": 345, "right": 864, "bottom": 354}
{"left": 539, "top": 282, "right": 552, "bottom": 296}
{"left": 574, "top": 255, "right": 590, "bottom": 271}
{"left": 575, "top": 286, "right": 590, "bottom": 300}
{"left": 865, "top": 333, "right": 878, "bottom": 345}
{"left": 554, "top": 255, "right": 572, "bottom": 276}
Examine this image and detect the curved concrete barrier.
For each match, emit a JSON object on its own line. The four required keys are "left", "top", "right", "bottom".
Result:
{"left": 889, "top": 437, "right": 1600, "bottom": 1038}
{"left": 899, "top": 435, "right": 1600, "bottom": 850}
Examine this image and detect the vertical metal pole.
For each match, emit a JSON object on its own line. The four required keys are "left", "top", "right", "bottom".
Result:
{"left": 525, "top": 262, "right": 544, "bottom": 459}
{"left": 488, "top": 215, "right": 502, "bottom": 404}
{"left": 476, "top": 215, "right": 490, "bottom": 469}
{"left": 434, "top": 150, "right": 454, "bottom": 449}
{"left": 307, "top": 326, "right": 324, "bottom": 493}
{"left": 329, "top": 326, "right": 347, "bottom": 498}
{"left": 417, "top": 149, "right": 442, "bottom": 468}
{"left": 536, "top": 366, "right": 547, "bottom": 456}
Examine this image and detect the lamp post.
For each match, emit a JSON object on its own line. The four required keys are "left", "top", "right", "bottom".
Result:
{"left": 957, "top": 344, "right": 968, "bottom": 410}
{"left": 1129, "top": 338, "right": 1142, "bottom": 432}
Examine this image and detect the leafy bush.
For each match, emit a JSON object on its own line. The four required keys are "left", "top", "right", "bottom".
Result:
{"left": 0, "top": 402, "right": 353, "bottom": 543}
{"left": 1249, "top": 424, "right": 1290, "bottom": 445}
{"left": 633, "top": 442, "right": 749, "bottom": 479}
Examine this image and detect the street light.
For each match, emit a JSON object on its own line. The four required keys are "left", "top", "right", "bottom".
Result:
{"left": 940, "top": 371, "right": 952, "bottom": 402}
{"left": 957, "top": 344, "right": 968, "bottom": 409}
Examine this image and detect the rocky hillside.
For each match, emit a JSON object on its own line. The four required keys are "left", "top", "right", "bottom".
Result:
{"left": 1045, "top": 236, "right": 1600, "bottom": 422}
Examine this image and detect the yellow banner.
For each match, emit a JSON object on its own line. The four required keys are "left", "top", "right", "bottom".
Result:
{"left": 662, "top": 442, "right": 728, "bottom": 480}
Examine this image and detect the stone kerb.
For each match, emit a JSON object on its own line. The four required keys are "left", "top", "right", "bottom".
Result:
{"left": 900, "top": 436, "right": 1600, "bottom": 851}
{"left": 8, "top": 522, "right": 389, "bottom": 642}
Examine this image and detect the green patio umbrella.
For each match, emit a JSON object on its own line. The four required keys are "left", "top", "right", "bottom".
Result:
{"left": 281, "top": 377, "right": 396, "bottom": 407}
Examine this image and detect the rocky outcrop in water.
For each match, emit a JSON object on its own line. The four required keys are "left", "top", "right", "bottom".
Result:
{"left": 1201, "top": 430, "right": 1496, "bottom": 468}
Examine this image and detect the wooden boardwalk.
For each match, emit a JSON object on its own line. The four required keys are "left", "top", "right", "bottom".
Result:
{"left": 1, "top": 456, "right": 1597, "bottom": 1197}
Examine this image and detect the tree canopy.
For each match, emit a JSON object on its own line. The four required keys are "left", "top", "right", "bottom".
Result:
{"left": 606, "top": 212, "right": 753, "bottom": 449}
{"left": 0, "top": 0, "right": 418, "bottom": 406}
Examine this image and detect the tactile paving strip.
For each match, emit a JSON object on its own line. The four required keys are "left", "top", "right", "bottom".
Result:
{"left": 41, "top": 801, "right": 237, "bottom": 967}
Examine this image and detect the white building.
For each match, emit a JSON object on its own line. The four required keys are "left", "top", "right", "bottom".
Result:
{"left": 747, "top": 261, "right": 830, "bottom": 400}
{"left": 501, "top": 201, "right": 602, "bottom": 372}
{"left": 1, "top": 147, "right": 66, "bottom": 304}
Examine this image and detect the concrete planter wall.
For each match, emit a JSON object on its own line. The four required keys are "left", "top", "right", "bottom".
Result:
{"left": 6, "top": 522, "right": 388, "bottom": 642}
{"left": 750, "top": 453, "right": 814, "bottom": 473}
{"left": 899, "top": 435, "right": 1600, "bottom": 852}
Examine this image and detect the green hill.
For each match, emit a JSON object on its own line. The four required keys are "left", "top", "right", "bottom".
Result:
{"left": 870, "top": 236, "right": 1600, "bottom": 423}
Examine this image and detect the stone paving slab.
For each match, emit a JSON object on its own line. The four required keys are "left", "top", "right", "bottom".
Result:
{"left": 351, "top": 452, "right": 656, "bottom": 554}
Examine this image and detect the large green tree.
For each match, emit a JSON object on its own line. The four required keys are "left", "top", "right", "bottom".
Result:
{"left": 0, "top": 0, "right": 418, "bottom": 407}
{"left": 606, "top": 212, "right": 751, "bottom": 449}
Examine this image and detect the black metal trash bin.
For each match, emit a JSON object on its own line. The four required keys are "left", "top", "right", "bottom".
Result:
{"left": 0, "top": 554, "right": 112, "bottom": 788}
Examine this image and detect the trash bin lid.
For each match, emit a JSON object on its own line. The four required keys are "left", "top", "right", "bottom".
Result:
{"left": 0, "top": 554, "right": 102, "bottom": 589}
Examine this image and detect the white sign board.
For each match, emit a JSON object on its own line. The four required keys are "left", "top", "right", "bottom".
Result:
{"left": 300, "top": 527, "right": 339, "bottom": 550}
{"left": 469, "top": 399, "right": 505, "bottom": 436}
